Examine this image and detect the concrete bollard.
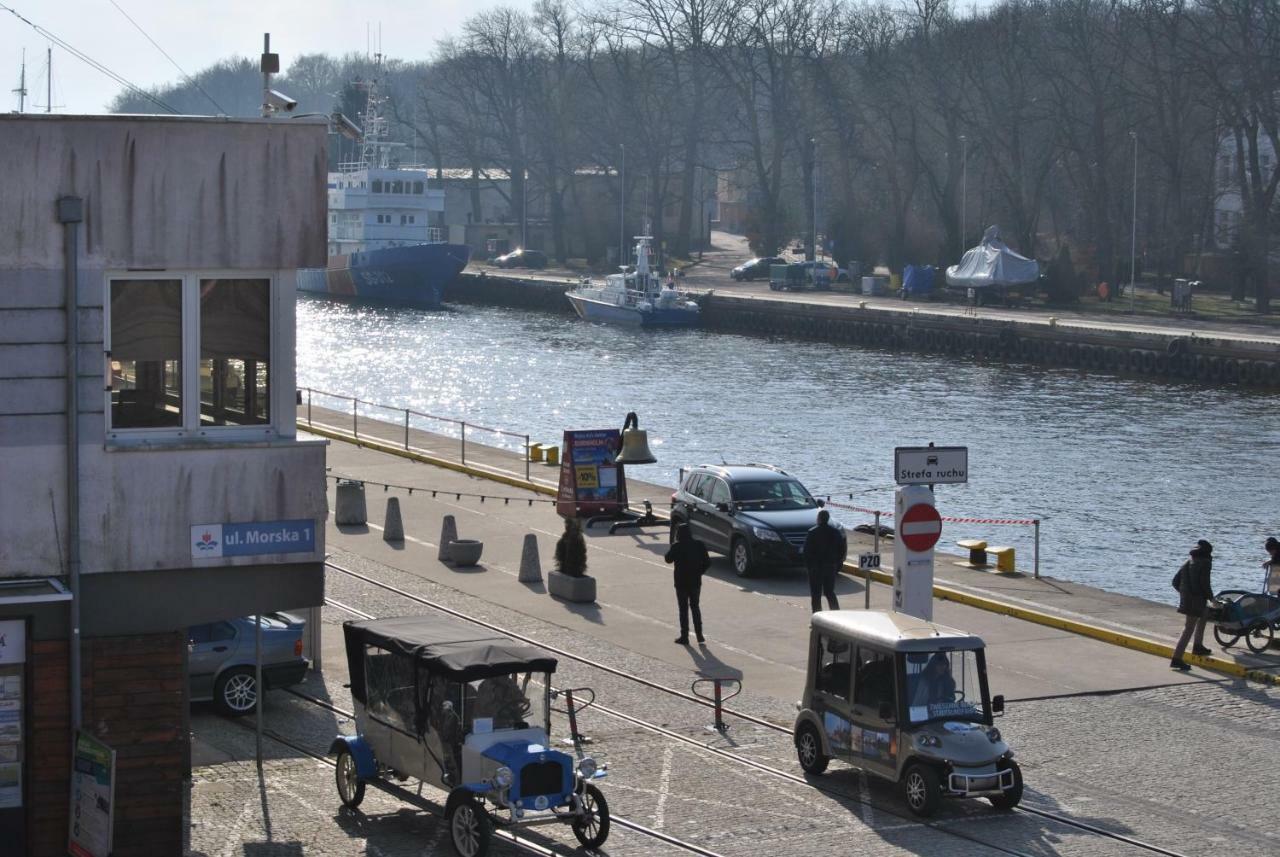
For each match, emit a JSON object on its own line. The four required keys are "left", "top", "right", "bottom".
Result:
{"left": 438, "top": 515, "right": 458, "bottom": 562}
{"left": 518, "top": 534, "right": 543, "bottom": 583}
{"left": 383, "top": 497, "right": 404, "bottom": 542}
{"left": 335, "top": 480, "right": 367, "bottom": 526}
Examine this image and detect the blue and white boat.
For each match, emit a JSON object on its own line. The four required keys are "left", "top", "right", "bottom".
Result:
{"left": 298, "top": 62, "right": 470, "bottom": 307}
{"left": 566, "top": 236, "right": 700, "bottom": 327}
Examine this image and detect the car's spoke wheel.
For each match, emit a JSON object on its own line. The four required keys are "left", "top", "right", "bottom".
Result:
{"left": 447, "top": 792, "right": 491, "bottom": 857}
{"left": 795, "top": 723, "right": 829, "bottom": 775}
{"left": 902, "top": 763, "right": 941, "bottom": 817}
{"left": 335, "top": 748, "right": 365, "bottom": 809}
{"left": 732, "top": 537, "right": 753, "bottom": 578}
{"left": 214, "top": 668, "right": 258, "bottom": 716}
{"left": 572, "top": 782, "right": 611, "bottom": 849}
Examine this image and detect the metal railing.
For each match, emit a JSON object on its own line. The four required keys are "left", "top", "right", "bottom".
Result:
{"left": 299, "top": 386, "right": 532, "bottom": 481}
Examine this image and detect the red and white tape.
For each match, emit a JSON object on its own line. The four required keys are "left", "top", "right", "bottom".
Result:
{"left": 824, "top": 499, "right": 1036, "bottom": 527}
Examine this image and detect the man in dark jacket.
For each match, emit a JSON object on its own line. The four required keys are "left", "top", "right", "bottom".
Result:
{"left": 803, "top": 510, "right": 846, "bottom": 613}
{"left": 665, "top": 524, "right": 710, "bottom": 644}
{"left": 1171, "top": 539, "right": 1214, "bottom": 670}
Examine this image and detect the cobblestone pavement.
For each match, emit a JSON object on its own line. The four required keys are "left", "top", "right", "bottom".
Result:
{"left": 187, "top": 549, "right": 1280, "bottom": 855}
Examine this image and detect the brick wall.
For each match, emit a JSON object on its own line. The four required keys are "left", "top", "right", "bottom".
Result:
{"left": 27, "top": 633, "right": 186, "bottom": 857}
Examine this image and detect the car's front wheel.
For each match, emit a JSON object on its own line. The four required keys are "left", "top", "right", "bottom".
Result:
{"left": 572, "top": 782, "right": 610, "bottom": 849}
{"left": 214, "top": 667, "right": 258, "bottom": 717}
{"left": 731, "top": 536, "right": 754, "bottom": 578}
{"left": 446, "top": 789, "right": 492, "bottom": 857}
{"left": 902, "top": 763, "right": 942, "bottom": 817}
{"left": 335, "top": 747, "right": 365, "bottom": 809}
{"left": 988, "top": 760, "right": 1023, "bottom": 810}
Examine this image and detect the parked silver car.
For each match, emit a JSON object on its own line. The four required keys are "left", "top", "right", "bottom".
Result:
{"left": 188, "top": 612, "right": 309, "bottom": 716}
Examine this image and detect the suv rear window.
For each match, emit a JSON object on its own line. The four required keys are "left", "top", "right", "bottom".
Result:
{"left": 731, "top": 479, "right": 817, "bottom": 510}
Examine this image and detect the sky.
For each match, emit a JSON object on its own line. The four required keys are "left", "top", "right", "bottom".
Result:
{"left": 1, "top": 0, "right": 516, "bottom": 114}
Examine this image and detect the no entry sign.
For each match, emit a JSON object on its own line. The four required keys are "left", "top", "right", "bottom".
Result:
{"left": 899, "top": 503, "right": 942, "bottom": 552}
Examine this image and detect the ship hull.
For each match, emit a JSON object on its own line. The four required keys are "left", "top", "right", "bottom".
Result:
{"left": 298, "top": 243, "right": 471, "bottom": 308}
{"left": 566, "top": 292, "right": 700, "bottom": 327}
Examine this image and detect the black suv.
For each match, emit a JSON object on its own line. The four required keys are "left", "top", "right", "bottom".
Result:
{"left": 730, "top": 256, "right": 785, "bottom": 281}
{"left": 669, "top": 464, "right": 841, "bottom": 577}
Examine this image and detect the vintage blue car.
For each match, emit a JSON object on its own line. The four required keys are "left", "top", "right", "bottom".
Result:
{"left": 330, "top": 615, "right": 609, "bottom": 857}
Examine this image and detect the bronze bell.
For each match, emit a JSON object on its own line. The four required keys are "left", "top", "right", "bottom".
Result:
{"left": 615, "top": 411, "right": 656, "bottom": 465}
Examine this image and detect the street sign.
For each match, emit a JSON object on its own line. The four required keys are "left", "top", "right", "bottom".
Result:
{"left": 899, "top": 503, "right": 942, "bottom": 552}
{"left": 858, "top": 552, "right": 881, "bottom": 571}
{"left": 894, "top": 446, "right": 968, "bottom": 485}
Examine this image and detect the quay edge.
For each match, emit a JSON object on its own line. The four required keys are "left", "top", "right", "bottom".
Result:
{"left": 448, "top": 271, "right": 1280, "bottom": 389}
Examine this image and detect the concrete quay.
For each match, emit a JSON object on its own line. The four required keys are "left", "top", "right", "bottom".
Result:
{"left": 446, "top": 265, "right": 1280, "bottom": 388}
{"left": 185, "top": 418, "right": 1280, "bottom": 855}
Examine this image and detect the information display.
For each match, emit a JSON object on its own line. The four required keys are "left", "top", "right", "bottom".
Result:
{"left": 556, "top": 429, "right": 628, "bottom": 517}
{"left": 68, "top": 731, "right": 116, "bottom": 857}
{"left": 0, "top": 620, "right": 23, "bottom": 814}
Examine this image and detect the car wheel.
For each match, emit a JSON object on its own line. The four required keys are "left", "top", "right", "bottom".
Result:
{"left": 572, "top": 782, "right": 611, "bottom": 849}
{"left": 731, "top": 536, "right": 753, "bottom": 578}
{"left": 988, "top": 760, "right": 1023, "bottom": 811}
{"left": 795, "top": 722, "right": 829, "bottom": 775}
{"left": 335, "top": 747, "right": 365, "bottom": 809}
{"left": 1213, "top": 626, "right": 1240, "bottom": 648}
{"left": 1245, "top": 621, "right": 1273, "bottom": 654}
{"left": 214, "top": 667, "right": 258, "bottom": 717}
{"left": 446, "top": 789, "right": 492, "bottom": 857}
{"left": 902, "top": 763, "right": 941, "bottom": 817}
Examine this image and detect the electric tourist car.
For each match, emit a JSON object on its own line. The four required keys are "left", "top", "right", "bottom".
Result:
{"left": 330, "top": 615, "right": 609, "bottom": 856}
{"left": 793, "top": 610, "right": 1022, "bottom": 817}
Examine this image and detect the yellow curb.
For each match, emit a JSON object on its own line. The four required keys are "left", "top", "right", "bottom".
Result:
{"left": 841, "top": 563, "right": 1280, "bottom": 687}
{"left": 310, "top": 420, "right": 1278, "bottom": 688}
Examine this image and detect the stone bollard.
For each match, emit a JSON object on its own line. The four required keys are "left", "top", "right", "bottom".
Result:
{"left": 383, "top": 497, "right": 404, "bottom": 542}
{"left": 335, "top": 479, "right": 367, "bottom": 526}
{"left": 518, "top": 534, "right": 543, "bottom": 583}
{"left": 438, "top": 515, "right": 458, "bottom": 562}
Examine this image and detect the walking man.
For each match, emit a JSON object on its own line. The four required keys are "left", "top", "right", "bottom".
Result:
{"left": 1171, "top": 539, "right": 1214, "bottom": 670}
{"left": 665, "top": 524, "right": 710, "bottom": 645}
{"left": 803, "top": 510, "right": 846, "bottom": 613}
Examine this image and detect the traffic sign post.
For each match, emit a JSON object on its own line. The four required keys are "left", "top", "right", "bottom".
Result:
{"left": 892, "top": 484, "right": 938, "bottom": 620}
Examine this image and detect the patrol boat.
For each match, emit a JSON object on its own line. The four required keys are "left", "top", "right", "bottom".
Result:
{"left": 565, "top": 236, "right": 700, "bottom": 327}
{"left": 298, "top": 60, "right": 470, "bottom": 307}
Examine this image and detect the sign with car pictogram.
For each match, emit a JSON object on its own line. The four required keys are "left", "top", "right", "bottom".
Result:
{"left": 894, "top": 446, "right": 968, "bottom": 485}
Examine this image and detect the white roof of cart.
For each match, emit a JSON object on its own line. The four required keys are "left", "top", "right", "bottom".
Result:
{"left": 812, "top": 610, "right": 985, "bottom": 652}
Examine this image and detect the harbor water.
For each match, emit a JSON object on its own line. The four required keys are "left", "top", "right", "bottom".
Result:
{"left": 298, "top": 296, "right": 1279, "bottom": 604}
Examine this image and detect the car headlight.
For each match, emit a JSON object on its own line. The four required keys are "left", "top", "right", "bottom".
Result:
{"left": 493, "top": 766, "right": 513, "bottom": 788}
{"left": 752, "top": 526, "right": 782, "bottom": 542}
{"left": 917, "top": 734, "right": 942, "bottom": 748}
{"left": 577, "top": 757, "right": 597, "bottom": 778}
{"left": 986, "top": 728, "right": 1002, "bottom": 744}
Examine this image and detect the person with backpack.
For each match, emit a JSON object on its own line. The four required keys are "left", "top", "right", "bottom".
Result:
{"left": 665, "top": 523, "right": 710, "bottom": 645}
{"left": 1171, "top": 539, "right": 1214, "bottom": 670}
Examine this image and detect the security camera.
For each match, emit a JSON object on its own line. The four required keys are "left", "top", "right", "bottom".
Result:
{"left": 266, "top": 89, "right": 298, "bottom": 112}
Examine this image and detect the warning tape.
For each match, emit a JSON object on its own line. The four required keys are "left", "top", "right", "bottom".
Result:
{"left": 824, "top": 500, "right": 1037, "bottom": 526}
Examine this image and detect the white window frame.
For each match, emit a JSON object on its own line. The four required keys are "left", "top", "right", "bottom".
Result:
{"left": 104, "top": 270, "right": 279, "bottom": 444}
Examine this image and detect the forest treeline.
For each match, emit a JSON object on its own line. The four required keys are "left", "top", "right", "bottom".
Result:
{"left": 110, "top": 0, "right": 1279, "bottom": 310}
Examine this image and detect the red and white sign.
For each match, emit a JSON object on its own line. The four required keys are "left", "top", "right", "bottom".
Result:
{"left": 899, "top": 503, "right": 942, "bottom": 552}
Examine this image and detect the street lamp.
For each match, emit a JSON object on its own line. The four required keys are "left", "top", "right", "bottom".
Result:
{"left": 521, "top": 168, "right": 527, "bottom": 249}
{"left": 1129, "top": 130, "right": 1138, "bottom": 314}
{"left": 619, "top": 143, "right": 626, "bottom": 267}
{"left": 810, "top": 137, "right": 818, "bottom": 261}
{"left": 959, "top": 134, "right": 968, "bottom": 257}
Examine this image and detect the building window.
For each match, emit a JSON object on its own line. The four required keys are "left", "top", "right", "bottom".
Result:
{"left": 109, "top": 279, "right": 184, "bottom": 428}
{"left": 400, "top": 214, "right": 407, "bottom": 225}
{"left": 372, "top": 180, "right": 383, "bottom": 193}
{"left": 200, "top": 279, "right": 270, "bottom": 426}
{"left": 408, "top": 215, "right": 415, "bottom": 224}
{"left": 413, "top": 181, "right": 424, "bottom": 194}
{"left": 392, "top": 180, "right": 404, "bottom": 194}
{"left": 107, "top": 273, "right": 275, "bottom": 439}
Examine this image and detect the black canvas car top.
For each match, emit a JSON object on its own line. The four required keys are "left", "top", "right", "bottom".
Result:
{"left": 344, "top": 615, "right": 557, "bottom": 703}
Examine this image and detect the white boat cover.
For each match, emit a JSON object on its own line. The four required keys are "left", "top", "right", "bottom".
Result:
{"left": 945, "top": 226, "right": 1039, "bottom": 288}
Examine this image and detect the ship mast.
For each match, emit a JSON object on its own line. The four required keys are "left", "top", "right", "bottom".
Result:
{"left": 11, "top": 48, "right": 25, "bottom": 113}
{"left": 358, "top": 56, "right": 395, "bottom": 171}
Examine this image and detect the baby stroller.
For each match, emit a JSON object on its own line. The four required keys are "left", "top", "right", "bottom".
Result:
{"left": 1210, "top": 563, "right": 1280, "bottom": 654}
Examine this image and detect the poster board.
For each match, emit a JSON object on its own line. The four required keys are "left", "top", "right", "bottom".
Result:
{"left": 0, "top": 620, "right": 24, "bottom": 815}
{"left": 68, "top": 731, "right": 115, "bottom": 857}
{"left": 556, "top": 429, "right": 628, "bottom": 517}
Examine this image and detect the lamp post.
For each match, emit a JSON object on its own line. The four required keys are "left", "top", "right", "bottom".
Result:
{"left": 959, "top": 134, "right": 968, "bottom": 257}
{"left": 810, "top": 138, "right": 818, "bottom": 262}
{"left": 521, "top": 168, "right": 527, "bottom": 249}
{"left": 1129, "top": 130, "right": 1138, "bottom": 314}
{"left": 619, "top": 143, "right": 626, "bottom": 267}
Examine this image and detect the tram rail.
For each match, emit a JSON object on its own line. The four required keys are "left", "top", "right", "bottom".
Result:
{"left": 321, "top": 562, "right": 1193, "bottom": 857}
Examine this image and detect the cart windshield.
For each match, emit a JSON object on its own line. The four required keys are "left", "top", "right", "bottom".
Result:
{"left": 463, "top": 671, "right": 547, "bottom": 735}
{"left": 903, "top": 650, "right": 987, "bottom": 725}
